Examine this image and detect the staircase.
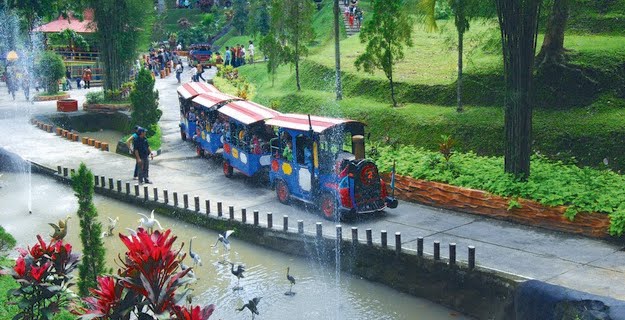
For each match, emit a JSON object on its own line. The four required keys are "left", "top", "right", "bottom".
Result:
{"left": 339, "top": 2, "right": 360, "bottom": 37}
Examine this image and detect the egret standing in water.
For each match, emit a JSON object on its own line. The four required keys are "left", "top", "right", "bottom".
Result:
{"left": 237, "top": 297, "right": 261, "bottom": 319}
{"left": 229, "top": 262, "right": 245, "bottom": 290}
{"left": 212, "top": 229, "right": 235, "bottom": 251}
{"left": 102, "top": 216, "right": 119, "bottom": 237}
{"left": 189, "top": 237, "right": 202, "bottom": 266}
{"left": 137, "top": 210, "right": 163, "bottom": 233}
{"left": 285, "top": 267, "right": 296, "bottom": 296}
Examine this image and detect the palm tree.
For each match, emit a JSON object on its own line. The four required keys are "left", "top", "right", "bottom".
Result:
{"left": 420, "top": 0, "right": 475, "bottom": 113}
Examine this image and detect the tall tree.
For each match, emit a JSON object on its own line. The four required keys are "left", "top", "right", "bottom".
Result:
{"left": 275, "top": 0, "right": 315, "bottom": 91}
{"left": 536, "top": 0, "right": 569, "bottom": 67}
{"left": 232, "top": 0, "right": 249, "bottom": 35}
{"left": 495, "top": 0, "right": 542, "bottom": 178}
{"left": 71, "top": 163, "right": 106, "bottom": 296}
{"left": 355, "top": 0, "right": 413, "bottom": 107}
{"left": 333, "top": 0, "right": 343, "bottom": 100}
{"left": 89, "top": 0, "right": 154, "bottom": 91}
{"left": 248, "top": 0, "right": 270, "bottom": 36}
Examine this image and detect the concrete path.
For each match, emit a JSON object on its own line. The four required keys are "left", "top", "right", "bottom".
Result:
{"left": 1, "top": 70, "right": 624, "bottom": 300}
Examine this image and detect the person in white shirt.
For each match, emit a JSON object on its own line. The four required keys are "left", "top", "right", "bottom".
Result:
{"left": 248, "top": 40, "right": 255, "bottom": 64}
{"left": 176, "top": 43, "right": 182, "bottom": 51}
{"left": 189, "top": 66, "right": 198, "bottom": 82}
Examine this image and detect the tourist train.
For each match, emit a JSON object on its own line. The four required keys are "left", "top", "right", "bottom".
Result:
{"left": 177, "top": 82, "right": 398, "bottom": 220}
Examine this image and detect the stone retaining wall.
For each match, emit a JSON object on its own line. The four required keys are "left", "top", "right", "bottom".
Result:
{"left": 383, "top": 173, "right": 612, "bottom": 239}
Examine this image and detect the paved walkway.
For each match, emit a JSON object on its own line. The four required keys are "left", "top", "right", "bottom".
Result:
{"left": 1, "top": 70, "right": 624, "bottom": 300}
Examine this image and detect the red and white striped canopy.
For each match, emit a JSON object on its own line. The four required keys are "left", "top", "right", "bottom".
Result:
{"left": 218, "top": 100, "right": 281, "bottom": 125}
{"left": 177, "top": 82, "right": 220, "bottom": 100}
{"left": 192, "top": 92, "right": 242, "bottom": 109}
{"left": 265, "top": 113, "right": 361, "bottom": 133}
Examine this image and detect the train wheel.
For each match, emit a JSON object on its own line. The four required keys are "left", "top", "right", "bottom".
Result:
{"left": 275, "top": 180, "right": 290, "bottom": 204}
{"left": 320, "top": 192, "right": 339, "bottom": 221}
{"left": 180, "top": 129, "right": 187, "bottom": 141}
{"left": 196, "top": 146, "right": 204, "bottom": 157}
{"left": 223, "top": 161, "right": 233, "bottom": 178}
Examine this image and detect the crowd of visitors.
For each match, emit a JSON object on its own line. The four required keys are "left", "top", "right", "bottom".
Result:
{"left": 221, "top": 41, "right": 254, "bottom": 68}
{"left": 144, "top": 47, "right": 180, "bottom": 79}
{"left": 343, "top": 0, "right": 364, "bottom": 30}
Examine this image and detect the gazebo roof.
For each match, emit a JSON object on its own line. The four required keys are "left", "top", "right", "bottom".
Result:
{"left": 34, "top": 10, "right": 96, "bottom": 34}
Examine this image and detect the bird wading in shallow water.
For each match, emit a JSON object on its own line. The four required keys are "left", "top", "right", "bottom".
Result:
{"left": 285, "top": 266, "right": 296, "bottom": 296}
{"left": 137, "top": 210, "right": 163, "bottom": 233}
{"left": 189, "top": 236, "right": 202, "bottom": 267}
{"left": 229, "top": 262, "right": 245, "bottom": 290}
{"left": 102, "top": 216, "right": 119, "bottom": 237}
{"left": 49, "top": 216, "right": 71, "bottom": 240}
{"left": 237, "top": 297, "right": 261, "bottom": 319}
{"left": 212, "top": 229, "right": 235, "bottom": 251}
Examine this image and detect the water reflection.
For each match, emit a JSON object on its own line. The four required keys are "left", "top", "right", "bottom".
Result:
{"left": 0, "top": 172, "right": 470, "bottom": 320}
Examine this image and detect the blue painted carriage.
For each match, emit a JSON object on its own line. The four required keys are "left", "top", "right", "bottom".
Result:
{"left": 265, "top": 114, "right": 398, "bottom": 220}
{"left": 177, "top": 82, "right": 220, "bottom": 141}
{"left": 190, "top": 92, "right": 242, "bottom": 157}
{"left": 218, "top": 100, "right": 282, "bottom": 178}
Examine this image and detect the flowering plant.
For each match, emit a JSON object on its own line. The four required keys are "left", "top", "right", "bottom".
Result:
{"left": 2, "top": 235, "right": 80, "bottom": 319}
{"left": 79, "top": 228, "right": 215, "bottom": 320}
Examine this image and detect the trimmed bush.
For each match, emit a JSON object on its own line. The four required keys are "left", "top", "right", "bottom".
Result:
{"left": 36, "top": 52, "right": 65, "bottom": 95}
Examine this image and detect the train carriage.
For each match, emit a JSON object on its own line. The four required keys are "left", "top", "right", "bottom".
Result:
{"left": 265, "top": 114, "right": 398, "bottom": 220}
{"left": 218, "top": 100, "right": 281, "bottom": 178}
{"left": 177, "top": 82, "right": 220, "bottom": 141}
{"left": 190, "top": 92, "right": 243, "bottom": 157}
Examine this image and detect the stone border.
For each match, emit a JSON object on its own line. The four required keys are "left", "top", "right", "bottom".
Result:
{"left": 35, "top": 161, "right": 531, "bottom": 320}
{"left": 33, "top": 92, "right": 71, "bottom": 101}
{"left": 30, "top": 118, "right": 110, "bottom": 152}
{"left": 83, "top": 102, "right": 131, "bottom": 113}
{"left": 382, "top": 173, "right": 611, "bottom": 239}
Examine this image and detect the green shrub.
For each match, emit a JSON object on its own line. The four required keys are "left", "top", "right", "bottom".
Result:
{"left": 85, "top": 91, "right": 105, "bottom": 104}
{"left": 36, "top": 52, "right": 65, "bottom": 95}
{"left": 0, "top": 226, "right": 16, "bottom": 256}
{"left": 130, "top": 68, "right": 162, "bottom": 137}
{"left": 373, "top": 144, "right": 625, "bottom": 236}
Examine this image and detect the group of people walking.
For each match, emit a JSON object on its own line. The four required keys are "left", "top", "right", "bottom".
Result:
{"left": 64, "top": 66, "right": 92, "bottom": 90}
{"left": 344, "top": 0, "right": 364, "bottom": 30}
{"left": 224, "top": 41, "right": 255, "bottom": 68}
{"left": 3, "top": 65, "right": 32, "bottom": 101}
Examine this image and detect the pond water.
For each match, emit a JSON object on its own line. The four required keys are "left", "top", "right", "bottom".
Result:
{"left": 0, "top": 172, "right": 470, "bottom": 320}
{"left": 80, "top": 129, "right": 125, "bottom": 148}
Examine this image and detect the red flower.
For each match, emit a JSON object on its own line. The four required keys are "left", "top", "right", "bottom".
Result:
{"left": 13, "top": 257, "right": 26, "bottom": 277}
{"left": 171, "top": 304, "right": 215, "bottom": 320}
{"left": 85, "top": 276, "right": 124, "bottom": 316}
{"left": 30, "top": 262, "right": 51, "bottom": 282}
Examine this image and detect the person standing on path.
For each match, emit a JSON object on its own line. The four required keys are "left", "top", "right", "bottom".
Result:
{"left": 133, "top": 128, "right": 153, "bottom": 184}
{"left": 65, "top": 67, "right": 72, "bottom": 90}
{"left": 189, "top": 65, "right": 198, "bottom": 82}
{"left": 225, "top": 47, "right": 231, "bottom": 66}
{"left": 82, "top": 67, "right": 92, "bottom": 89}
{"left": 248, "top": 41, "right": 255, "bottom": 64}
{"left": 126, "top": 126, "right": 141, "bottom": 179}
{"left": 196, "top": 62, "right": 206, "bottom": 82}
{"left": 175, "top": 62, "right": 183, "bottom": 83}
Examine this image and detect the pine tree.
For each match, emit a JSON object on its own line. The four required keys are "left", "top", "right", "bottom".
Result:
{"left": 130, "top": 68, "right": 162, "bottom": 137}
{"left": 71, "top": 163, "right": 106, "bottom": 296}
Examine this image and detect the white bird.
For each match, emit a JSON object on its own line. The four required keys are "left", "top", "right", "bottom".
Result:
{"left": 189, "top": 237, "right": 202, "bottom": 266}
{"left": 180, "top": 262, "right": 197, "bottom": 280}
{"left": 212, "top": 230, "right": 235, "bottom": 251}
{"left": 125, "top": 228, "right": 138, "bottom": 237}
{"left": 137, "top": 210, "right": 163, "bottom": 233}
{"left": 105, "top": 216, "right": 119, "bottom": 236}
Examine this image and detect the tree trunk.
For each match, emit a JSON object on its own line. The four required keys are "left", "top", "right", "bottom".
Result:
{"left": 457, "top": 28, "right": 464, "bottom": 113}
{"left": 333, "top": 0, "right": 342, "bottom": 100}
{"left": 537, "top": 0, "right": 569, "bottom": 66}
{"left": 496, "top": 0, "right": 541, "bottom": 179}
{"left": 295, "top": 42, "right": 301, "bottom": 91}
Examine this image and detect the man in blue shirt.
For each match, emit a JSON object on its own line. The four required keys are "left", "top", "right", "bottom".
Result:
{"left": 133, "top": 128, "right": 153, "bottom": 184}
{"left": 225, "top": 47, "right": 231, "bottom": 66}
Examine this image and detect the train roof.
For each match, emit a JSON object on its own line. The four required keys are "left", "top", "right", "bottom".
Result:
{"left": 192, "top": 92, "right": 242, "bottom": 109}
{"left": 218, "top": 100, "right": 281, "bottom": 125}
{"left": 265, "top": 114, "right": 364, "bottom": 134}
{"left": 176, "top": 82, "right": 220, "bottom": 100}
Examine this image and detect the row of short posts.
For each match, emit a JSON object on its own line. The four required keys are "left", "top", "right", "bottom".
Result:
{"left": 80, "top": 136, "right": 109, "bottom": 151}
{"left": 82, "top": 169, "right": 477, "bottom": 270}
{"left": 32, "top": 120, "right": 54, "bottom": 133}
